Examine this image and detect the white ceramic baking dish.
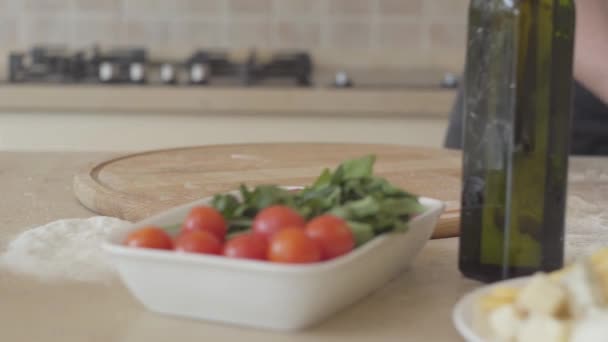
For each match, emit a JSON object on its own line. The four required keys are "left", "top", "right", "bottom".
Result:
{"left": 104, "top": 191, "right": 445, "bottom": 331}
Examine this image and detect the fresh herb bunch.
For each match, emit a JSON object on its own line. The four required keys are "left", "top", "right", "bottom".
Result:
{"left": 211, "top": 155, "right": 425, "bottom": 245}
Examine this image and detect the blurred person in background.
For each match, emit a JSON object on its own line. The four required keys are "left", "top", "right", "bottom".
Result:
{"left": 445, "top": 0, "right": 608, "bottom": 155}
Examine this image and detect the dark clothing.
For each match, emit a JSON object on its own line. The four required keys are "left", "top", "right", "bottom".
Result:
{"left": 444, "top": 81, "right": 608, "bottom": 155}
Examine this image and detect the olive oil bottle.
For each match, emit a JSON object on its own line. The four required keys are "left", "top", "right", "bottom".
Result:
{"left": 459, "top": 0, "right": 575, "bottom": 282}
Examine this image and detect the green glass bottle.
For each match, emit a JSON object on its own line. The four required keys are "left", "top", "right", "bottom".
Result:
{"left": 459, "top": 0, "right": 575, "bottom": 282}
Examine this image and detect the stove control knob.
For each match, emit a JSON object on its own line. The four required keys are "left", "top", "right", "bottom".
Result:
{"left": 440, "top": 72, "right": 459, "bottom": 88}
{"left": 190, "top": 63, "right": 209, "bottom": 85}
{"left": 98, "top": 61, "right": 114, "bottom": 83}
{"left": 160, "top": 63, "right": 176, "bottom": 84}
{"left": 129, "top": 62, "right": 145, "bottom": 83}
{"left": 334, "top": 71, "right": 353, "bottom": 88}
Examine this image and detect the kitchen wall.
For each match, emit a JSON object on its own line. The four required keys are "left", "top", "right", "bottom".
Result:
{"left": 0, "top": 0, "right": 468, "bottom": 69}
{"left": 0, "top": 0, "right": 468, "bottom": 151}
{"left": 0, "top": 111, "right": 449, "bottom": 151}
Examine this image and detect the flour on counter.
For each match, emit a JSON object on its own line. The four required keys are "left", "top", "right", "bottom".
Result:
{"left": 0, "top": 216, "right": 131, "bottom": 283}
{"left": 565, "top": 195, "right": 608, "bottom": 263}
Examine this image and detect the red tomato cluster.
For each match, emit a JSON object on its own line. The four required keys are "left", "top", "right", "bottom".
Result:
{"left": 123, "top": 205, "right": 355, "bottom": 264}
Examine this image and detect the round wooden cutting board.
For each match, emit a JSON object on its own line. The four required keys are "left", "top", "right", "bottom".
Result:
{"left": 73, "top": 143, "right": 462, "bottom": 238}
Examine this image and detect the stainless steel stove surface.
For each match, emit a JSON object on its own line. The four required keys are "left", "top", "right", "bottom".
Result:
{"left": 7, "top": 45, "right": 459, "bottom": 90}
{"left": 8, "top": 45, "right": 313, "bottom": 87}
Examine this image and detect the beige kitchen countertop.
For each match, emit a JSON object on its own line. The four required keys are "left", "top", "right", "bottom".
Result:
{"left": 1, "top": 151, "right": 607, "bottom": 342}
{"left": 0, "top": 69, "right": 456, "bottom": 116}
{"left": 0, "top": 85, "right": 455, "bottom": 117}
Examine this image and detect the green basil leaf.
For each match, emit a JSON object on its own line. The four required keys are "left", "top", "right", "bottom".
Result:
{"left": 207, "top": 154, "right": 425, "bottom": 249}
{"left": 312, "top": 168, "right": 333, "bottom": 188}
{"left": 211, "top": 193, "right": 241, "bottom": 218}
{"left": 346, "top": 221, "right": 375, "bottom": 246}
{"left": 164, "top": 223, "right": 182, "bottom": 236}
{"left": 332, "top": 196, "right": 380, "bottom": 219}
{"left": 393, "top": 221, "right": 409, "bottom": 233}
{"left": 341, "top": 155, "right": 375, "bottom": 180}
{"left": 226, "top": 228, "right": 252, "bottom": 240}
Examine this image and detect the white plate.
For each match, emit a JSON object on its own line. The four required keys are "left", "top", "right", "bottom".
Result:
{"left": 104, "top": 190, "right": 445, "bottom": 331}
{"left": 452, "top": 276, "right": 531, "bottom": 342}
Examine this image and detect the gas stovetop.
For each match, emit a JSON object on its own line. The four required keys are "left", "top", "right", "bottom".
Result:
{"left": 8, "top": 45, "right": 313, "bottom": 87}
{"left": 7, "top": 45, "right": 459, "bottom": 89}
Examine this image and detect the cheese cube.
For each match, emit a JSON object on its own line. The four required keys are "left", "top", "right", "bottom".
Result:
{"left": 560, "top": 263, "right": 603, "bottom": 317}
{"left": 474, "top": 286, "right": 520, "bottom": 337}
{"left": 516, "top": 314, "right": 569, "bottom": 342}
{"left": 488, "top": 304, "right": 523, "bottom": 341}
{"left": 588, "top": 248, "right": 608, "bottom": 303}
{"left": 481, "top": 287, "right": 520, "bottom": 311}
{"left": 549, "top": 265, "right": 574, "bottom": 282}
{"left": 517, "top": 273, "right": 567, "bottom": 316}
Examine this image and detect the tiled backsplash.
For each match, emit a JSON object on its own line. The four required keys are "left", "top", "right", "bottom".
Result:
{"left": 0, "top": 0, "right": 469, "bottom": 69}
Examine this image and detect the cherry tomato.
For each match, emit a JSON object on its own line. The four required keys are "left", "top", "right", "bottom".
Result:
{"left": 252, "top": 205, "right": 306, "bottom": 239}
{"left": 268, "top": 227, "right": 321, "bottom": 264}
{"left": 223, "top": 233, "right": 268, "bottom": 260}
{"left": 305, "top": 215, "right": 355, "bottom": 260}
{"left": 174, "top": 230, "right": 222, "bottom": 255}
{"left": 181, "top": 206, "right": 227, "bottom": 241}
{"left": 124, "top": 226, "right": 173, "bottom": 250}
